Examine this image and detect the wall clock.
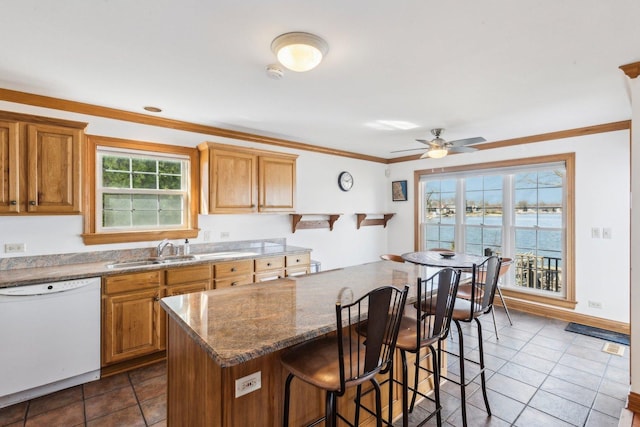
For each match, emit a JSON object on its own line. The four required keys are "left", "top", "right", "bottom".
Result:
{"left": 338, "top": 171, "right": 353, "bottom": 192}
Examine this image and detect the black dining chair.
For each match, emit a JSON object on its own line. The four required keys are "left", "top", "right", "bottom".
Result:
{"left": 281, "top": 285, "right": 408, "bottom": 427}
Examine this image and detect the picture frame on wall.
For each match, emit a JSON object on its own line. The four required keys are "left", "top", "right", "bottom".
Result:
{"left": 392, "top": 180, "right": 408, "bottom": 201}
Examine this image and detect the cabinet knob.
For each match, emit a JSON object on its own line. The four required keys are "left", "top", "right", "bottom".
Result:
{"left": 29, "top": 201, "right": 36, "bottom": 206}
{"left": 10, "top": 200, "right": 16, "bottom": 205}
{"left": 154, "top": 296, "right": 160, "bottom": 302}
{"left": 231, "top": 267, "right": 236, "bottom": 272}
{"left": 267, "top": 262, "right": 271, "bottom": 266}
{"left": 296, "top": 259, "right": 300, "bottom": 263}
{"left": 231, "top": 282, "right": 238, "bottom": 287}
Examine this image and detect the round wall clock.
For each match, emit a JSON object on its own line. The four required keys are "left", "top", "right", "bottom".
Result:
{"left": 338, "top": 171, "right": 353, "bottom": 192}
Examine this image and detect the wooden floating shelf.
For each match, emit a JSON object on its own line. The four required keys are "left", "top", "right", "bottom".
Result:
{"left": 290, "top": 213, "right": 342, "bottom": 233}
{"left": 355, "top": 213, "right": 395, "bottom": 229}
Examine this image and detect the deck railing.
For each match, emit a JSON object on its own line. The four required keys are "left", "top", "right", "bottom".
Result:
{"left": 513, "top": 254, "right": 562, "bottom": 292}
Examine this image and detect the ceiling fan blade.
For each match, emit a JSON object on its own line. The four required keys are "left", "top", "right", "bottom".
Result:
{"left": 390, "top": 147, "right": 427, "bottom": 153}
{"left": 448, "top": 136, "right": 486, "bottom": 147}
{"left": 448, "top": 146, "right": 478, "bottom": 153}
{"left": 415, "top": 139, "right": 431, "bottom": 146}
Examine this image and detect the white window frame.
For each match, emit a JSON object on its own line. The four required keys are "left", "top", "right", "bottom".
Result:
{"left": 414, "top": 153, "right": 576, "bottom": 309}
{"left": 96, "top": 147, "right": 190, "bottom": 233}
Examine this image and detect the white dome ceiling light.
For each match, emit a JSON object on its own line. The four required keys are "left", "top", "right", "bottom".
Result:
{"left": 271, "top": 32, "right": 329, "bottom": 72}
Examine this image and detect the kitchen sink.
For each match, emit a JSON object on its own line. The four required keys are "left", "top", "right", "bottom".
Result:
{"left": 106, "top": 255, "right": 197, "bottom": 269}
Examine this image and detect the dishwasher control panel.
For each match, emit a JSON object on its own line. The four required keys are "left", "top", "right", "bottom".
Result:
{"left": 0, "top": 277, "right": 101, "bottom": 296}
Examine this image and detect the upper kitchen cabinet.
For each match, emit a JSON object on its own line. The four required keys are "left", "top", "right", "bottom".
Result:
{"left": 198, "top": 142, "right": 297, "bottom": 214}
{"left": 0, "top": 111, "right": 86, "bottom": 214}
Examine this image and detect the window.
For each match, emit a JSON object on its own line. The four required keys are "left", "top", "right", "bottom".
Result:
{"left": 98, "top": 150, "right": 188, "bottom": 231}
{"left": 416, "top": 154, "right": 575, "bottom": 309}
{"left": 83, "top": 136, "right": 199, "bottom": 245}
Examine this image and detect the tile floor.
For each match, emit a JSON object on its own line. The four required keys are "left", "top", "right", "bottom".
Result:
{"left": 0, "top": 309, "right": 630, "bottom": 427}
{"left": 401, "top": 309, "right": 631, "bottom": 427}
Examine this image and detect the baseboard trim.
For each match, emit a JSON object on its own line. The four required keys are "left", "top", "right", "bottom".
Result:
{"left": 496, "top": 296, "right": 629, "bottom": 335}
{"left": 627, "top": 392, "right": 640, "bottom": 414}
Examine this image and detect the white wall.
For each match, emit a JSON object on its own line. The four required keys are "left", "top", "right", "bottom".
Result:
{"left": 0, "top": 101, "right": 390, "bottom": 271}
{"left": 387, "top": 130, "right": 631, "bottom": 323}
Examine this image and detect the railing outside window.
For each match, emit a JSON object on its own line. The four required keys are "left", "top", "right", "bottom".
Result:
{"left": 513, "top": 254, "right": 562, "bottom": 293}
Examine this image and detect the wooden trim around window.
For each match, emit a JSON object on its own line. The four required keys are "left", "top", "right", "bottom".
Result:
{"left": 82, "top": 135, "right": 199, "bottom": 245}
{"left": 414, "top": 153, "right": 576, "bottom": 308}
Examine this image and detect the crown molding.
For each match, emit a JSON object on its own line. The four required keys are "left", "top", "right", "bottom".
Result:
{"left": 620, "top": 61, "right": 640, "bottom": 79}
{"left": 387, "top": 120, "right": 631, "bottom": 164}
{"left": 0, "top": 88, "right": 387, "bottom": 164}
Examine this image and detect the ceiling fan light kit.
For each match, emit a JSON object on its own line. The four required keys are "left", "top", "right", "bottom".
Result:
{"left": 395, "top": 128, "right": 487, "bottom": 160}
{"left": 271, "top": 32, "right": 329, "bottom": 72}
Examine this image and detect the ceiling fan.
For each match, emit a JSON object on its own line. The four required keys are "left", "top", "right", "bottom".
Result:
{"left": 392, "top": 128, "right": 486, "bottom": 159}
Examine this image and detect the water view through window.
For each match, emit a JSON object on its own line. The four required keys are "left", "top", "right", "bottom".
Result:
{"left": 422, "top": 164, "right": 566, "bottom": 298}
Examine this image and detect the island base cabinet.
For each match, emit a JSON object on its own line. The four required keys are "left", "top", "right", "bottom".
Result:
{"left": 166, "top": 316, "right": 442, "bottom": 426}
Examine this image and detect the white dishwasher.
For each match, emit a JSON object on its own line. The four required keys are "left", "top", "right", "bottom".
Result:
{"left": 0, "top": 277, "right": 101, "bottom": 408}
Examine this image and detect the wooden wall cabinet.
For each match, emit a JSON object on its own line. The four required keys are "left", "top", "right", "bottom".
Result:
{"left": 0, "top": 112, "right": 85, "bottom": 214}
{"left": 198, "top": 142, "right": 297, "bottom": 214}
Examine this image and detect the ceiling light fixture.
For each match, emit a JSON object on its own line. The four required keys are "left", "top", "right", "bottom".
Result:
{"left": 422, "top": 147, "right": 448, "bottom": 159}
{"left": 271, "top": 32, "right": 328, "bottom": 72}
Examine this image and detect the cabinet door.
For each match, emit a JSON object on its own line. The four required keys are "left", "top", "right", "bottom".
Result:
{"left": 259, "top": 155, "right": 296, "bottom": 212}
{"left": 210, "top": 148, "right": 257, "bottom": 213}
{"left": 103, "top": 288, "right": 161, "bottom": 365}
{"left": 0, "top": 120, "right": 19, "bottom": 213}
{"left": 27, "top": 124, "right": 82, "bottom": 213}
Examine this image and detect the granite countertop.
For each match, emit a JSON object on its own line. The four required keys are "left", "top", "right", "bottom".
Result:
{"left": 0, "top": 243, "right": 311, "bottom": 288}
{"left": 161, "top": 261, "right": 437, "bottom": 367}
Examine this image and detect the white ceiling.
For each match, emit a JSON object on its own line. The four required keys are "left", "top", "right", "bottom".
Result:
{"left": 1, "top": 1, "right": 639, "bottom": 159}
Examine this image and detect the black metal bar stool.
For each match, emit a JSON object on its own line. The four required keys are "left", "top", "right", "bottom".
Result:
{"left": 433, "top": 256, "right": 501, "bottom": 427}
{"left": 395, "top": 267, "right": 461, "bottom": 427}
{"left": 281, "top": 285, "right": 408, "bottom": 427}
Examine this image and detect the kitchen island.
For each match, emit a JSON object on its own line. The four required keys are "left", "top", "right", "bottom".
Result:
{"left": 161, "top": 261, "right": 439, "bottom": 426}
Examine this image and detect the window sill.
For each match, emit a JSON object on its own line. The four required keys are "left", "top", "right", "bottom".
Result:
{"left": 82, "top": 229, "right": 199, "bottom": 245}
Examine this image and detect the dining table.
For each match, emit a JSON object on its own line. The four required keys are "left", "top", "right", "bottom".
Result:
{"left": 401, "top": 250, "right": 487, "bottom": 270}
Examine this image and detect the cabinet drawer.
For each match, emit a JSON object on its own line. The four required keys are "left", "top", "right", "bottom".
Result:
{"left": 286, "top": 266, "right": 310, "bottom": 277}
{"left": 286, "top": 253, "right": 310, "bottom": 267}
{"left": 214, "top": 275, "right": 254, "bottom": 289}
{"left": 255, "top": 269, "right": 285, "bottom": 282}
{"left": 104, "top": 270, "right": 162, "bottom": 294}
{"left": 255, "top": 256, "right": 284, "bottom": 272}
{"left": 166, "top": 264, "right": 212, "bottom": 285}
{"left": 214, "top": 259, "right": 253, "bottom": 278}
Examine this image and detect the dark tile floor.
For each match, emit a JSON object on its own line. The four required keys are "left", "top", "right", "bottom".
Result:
{"left": 401, "top": 309, "right": 630, "bottom": 427}
{"left": 0, "top": 361, "right": 166, "bottom": 427}
{"left": 0, "top": 309, "right": 630, "bottom": 426}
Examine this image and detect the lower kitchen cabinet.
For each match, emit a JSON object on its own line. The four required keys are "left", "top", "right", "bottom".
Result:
{"left": 102, "top": 271, "right": 162, "bottom": 366}
{"left": 286, "top": 253, "right": 311, "bottom": 276}
{"left": 254, "top": 255, "right": 285, "bottom": 282}
{"left": 101, "top": 251, "right": 310, "bottom": 374}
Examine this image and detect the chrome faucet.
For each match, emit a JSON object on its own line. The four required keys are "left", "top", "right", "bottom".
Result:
{"left": 156, "top": 239, "right": 174, "bottom": 258}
